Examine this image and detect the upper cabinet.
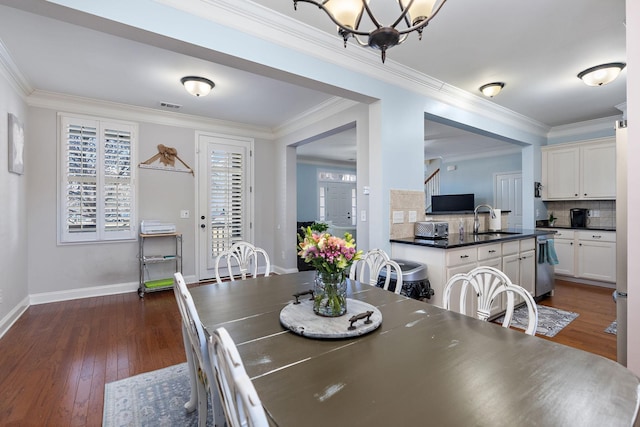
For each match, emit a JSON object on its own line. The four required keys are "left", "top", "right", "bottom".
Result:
{"left": 541, "top": 138, "right": 616, "bottom": 200}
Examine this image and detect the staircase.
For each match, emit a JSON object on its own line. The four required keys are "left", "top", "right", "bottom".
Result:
{"left": 424, "top": 168, "right": 440, "bottom": 212}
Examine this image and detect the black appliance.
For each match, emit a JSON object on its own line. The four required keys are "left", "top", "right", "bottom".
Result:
{"left": 376, "top": 259, "right": 433, "bottom": 300}
{"left": 431, "top": 193, "right": 474, "bottom": 212}
{"left": 570, "top": 208, "right": 588, "bottom": 228}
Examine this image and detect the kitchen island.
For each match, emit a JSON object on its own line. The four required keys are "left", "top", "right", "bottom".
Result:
{"left": 391, "top": 230, "right": 553, "bottom": 311}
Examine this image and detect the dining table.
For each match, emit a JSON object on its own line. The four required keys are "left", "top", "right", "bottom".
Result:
{"left": 190, "top": 270, "right": 640, "bottom": 427}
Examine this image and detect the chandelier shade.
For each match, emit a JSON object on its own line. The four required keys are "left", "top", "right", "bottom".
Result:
{"left": 180, "top": 76, "right": 215, "bottom": 97}
{"left": 577, "top": 63, "right": 626, "bottom": 86}
{"left": 293, "top": 0, "right": 448, "bottom": 63}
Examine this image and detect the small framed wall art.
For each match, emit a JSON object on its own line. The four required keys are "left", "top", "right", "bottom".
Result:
{"left": 8, "top": 113, "right": 24, "bottom": 175}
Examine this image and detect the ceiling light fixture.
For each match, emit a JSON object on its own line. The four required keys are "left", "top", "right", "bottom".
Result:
{"left": 180, "top": 76, "right": 215, "bottom": 97}
{"left": 479, "top": 82, "right": 505, "bottom": 98}
{"left": 577, "top": 62, "right": 626, "bottom": 86}
{"left": 293, "top": 0, "right": 448, "bottom": 63}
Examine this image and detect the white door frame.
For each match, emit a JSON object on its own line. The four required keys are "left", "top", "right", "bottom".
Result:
{"left": 195, "top": 131, "right": 254, "bottom": 281}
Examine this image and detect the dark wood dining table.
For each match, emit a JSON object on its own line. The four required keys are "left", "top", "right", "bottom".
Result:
{"left": 190, "top": 271, "right": 640, "bottom": 427}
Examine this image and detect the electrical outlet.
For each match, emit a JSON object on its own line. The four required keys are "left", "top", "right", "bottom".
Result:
{"left": 0, "top": 289, "right": 3, "bottom": 304}
{"left": 361, "top": 210, "right": 367, "bottom": 222}
{"left": 408, "top": 210, "right": 417, "bottom": 223}
{"left": 392, "top": 211, "right": 405, "bottom": 224}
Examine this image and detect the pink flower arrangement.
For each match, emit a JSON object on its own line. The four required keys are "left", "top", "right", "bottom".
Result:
{"left": 298, "top": 227, "right": 362, "bottom": 275}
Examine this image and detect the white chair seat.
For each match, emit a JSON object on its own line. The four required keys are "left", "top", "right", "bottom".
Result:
{"left": 443, "top": 266, "right": 538, "bottom": 335}
{"left": 349, "top": 249, "right": 404, "bottom": 295}
{"left": 209, "top": 327, "right": 269, "bottom": 427}
{"left": 214, "top": 241, "right": 271, "bottom": 284}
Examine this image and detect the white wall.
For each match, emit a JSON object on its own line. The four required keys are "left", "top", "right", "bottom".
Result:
{"left": 24, "top": 103, "right": 277, "bottom": 300}
{"left": 0, "top": 70, "right": 29, "bottom": 334}
{"left": 625, "top": 0, "right": 640, "bottom": 377}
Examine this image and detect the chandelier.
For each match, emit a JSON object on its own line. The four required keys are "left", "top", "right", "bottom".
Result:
{"left": 293, "top": 0, "right": 448, "bottom": 63}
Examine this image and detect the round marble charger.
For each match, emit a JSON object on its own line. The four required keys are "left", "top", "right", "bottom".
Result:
{"left": 280, "top": 298, "right": 382, "bottom": 339}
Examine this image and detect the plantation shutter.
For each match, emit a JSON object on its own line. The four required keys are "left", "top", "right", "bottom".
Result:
{"left": 209, "top": 147, "right": 245, "bottom": 255}
{"left": 60, "top": 115, "right": 136, "bottom": 243}
{"left": 102, "top": 124, "right": 133, "bottom": 236}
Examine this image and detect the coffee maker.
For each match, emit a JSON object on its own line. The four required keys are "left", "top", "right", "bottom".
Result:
{"left": 570, "top": 208, "right": 588, "bottom": 228}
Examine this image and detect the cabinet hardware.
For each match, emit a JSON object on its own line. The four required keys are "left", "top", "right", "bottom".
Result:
{"left": 592, "top": 235, "right": 601, "bottom": 239}
{"left": 489, "top": 250, "right": 496, "bottom": 253}
{"left": 460, "top": 255, "right": 469, "bottom": 258}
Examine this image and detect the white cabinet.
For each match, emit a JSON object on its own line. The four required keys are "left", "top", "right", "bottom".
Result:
{"left": 542, "top": 138, "right": 616, "bottom": 200}
{"left": 544, "top": 146, "right": 580, "bottom": 199}
{"left": 552, "top": 229, "right": 575, "bottom": 276}
{"left": 540, "top": 228, "right": 616, "bottom": 283}
{"left": 502, "top": 239, "right": 536, "bottom": 306}
{"left": 576, "top": 231, "right": 616, "bottom": 282}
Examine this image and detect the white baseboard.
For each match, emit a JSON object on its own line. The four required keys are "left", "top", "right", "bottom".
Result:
{"left": 0, "top": 296, "right": 30, "bottom": 339}
{"left": 29, "top": 274, "right": 198, "bottom": 305}
{"left": 554, "top": 275, "right": 616, "bottom": 289}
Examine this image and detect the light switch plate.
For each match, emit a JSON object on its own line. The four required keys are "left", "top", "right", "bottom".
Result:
{"left": 392, "top": 211, "right": 405, "bottom": 224}
{"left": 180, "top": 210, "right": 190, "bottom": 219}
{"left": 408, "top": 210, "right": 417, "bottom": 223}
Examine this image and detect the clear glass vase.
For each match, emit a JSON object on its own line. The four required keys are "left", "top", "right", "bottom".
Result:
{"left": 313, "top": 270, "right": 347, "bottom": 317}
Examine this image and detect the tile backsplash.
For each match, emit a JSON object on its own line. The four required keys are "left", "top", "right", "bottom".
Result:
{"left": 389, "top": 189, "right": 426, "bottom": 239}
{"left": 544, "top": 200, "right": 616, "bottom": 228}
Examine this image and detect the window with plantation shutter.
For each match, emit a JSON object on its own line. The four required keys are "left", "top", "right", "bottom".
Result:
{"left": 59, "top": 114, "right": 137, "bottom": 243}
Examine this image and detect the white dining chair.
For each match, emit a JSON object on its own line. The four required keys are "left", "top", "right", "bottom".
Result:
{"left": 349, "top": 249, "right": 404, "bottom": 295}
{"left": 443, "top": 266, "right": 539, "bottom": 336}
{"left": 208, "top": 326, "right": 269, "bottom": 427}
{"left": 174, "top": 273, "right": 226, "bottom": 427}
{"left": 214, "top": 241, "right": 271, "bottom": 284}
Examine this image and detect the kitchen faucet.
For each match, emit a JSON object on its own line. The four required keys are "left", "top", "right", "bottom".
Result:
{"left": 473, "top": 204, "right": 495, "bottom": 234}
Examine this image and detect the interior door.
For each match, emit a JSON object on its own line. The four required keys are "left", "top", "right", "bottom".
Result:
{"left": 322, "top": 182, "right": 355, "bottom": 227}
{"left": 494, "top": 172, "right": 522, "bottom": 229}
{"left": 197, "top": 133, "right": 252, "bottom": 281}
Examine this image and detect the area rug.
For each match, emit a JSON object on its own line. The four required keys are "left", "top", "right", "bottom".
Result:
{"left": 495, "top": 305, "right": 579, "bottom": 338}
{"left": 103, "top": 363, "right": 211, "bottom": 427}
{"left": 605, "top": 320, "right": 617, "bottom": 335}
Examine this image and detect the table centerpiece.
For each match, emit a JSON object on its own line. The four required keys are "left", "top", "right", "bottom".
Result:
{"left": 298, "top": 224, "right": 362, "bottom": 317}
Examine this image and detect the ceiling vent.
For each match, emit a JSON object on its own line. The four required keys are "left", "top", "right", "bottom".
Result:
{"left": 159, "top": 102, "right": 181, "bottom": 109}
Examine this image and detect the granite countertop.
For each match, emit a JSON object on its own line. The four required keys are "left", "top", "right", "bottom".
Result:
{"left": 425, "top": 210, "right": 512, "bottom": 215}
{"left": 390, "top": 229, "right": 552, "bottom": 249}
{"left": 536, "top": 225, "right": 616, "bottom": 232}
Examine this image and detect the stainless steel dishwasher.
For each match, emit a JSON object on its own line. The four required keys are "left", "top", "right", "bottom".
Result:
{"left": 536, "top": 233, "right": 556, "bottom": 297}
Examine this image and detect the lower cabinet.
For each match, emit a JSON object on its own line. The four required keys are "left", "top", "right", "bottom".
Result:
{"left": 538, "top": 228, "right": 616, "bottom": 283}
{"left": 502, "top": 239, "right": 535, "bottom": 311}
{"left": 552, "top": 229, "right": 575, "bottom": 276}
{"left": 576, "top": 231, "right": 616, "bottom": 282}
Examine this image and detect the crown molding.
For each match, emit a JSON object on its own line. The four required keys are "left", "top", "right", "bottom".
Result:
{"left": 27, "top": 90, "right": 275, "bottom": 139}
{"left": 274, "top": 97, "right": 360, "bottom": 138}
{"left": 0, "top": 39, "right": 33, "bottom": 97}
{"left": 154, "top": 0, "right": 550, "bottom": 140}
{"left": 547, "top": 115, "right": 621, "bottom": 140}
{"left": 439, "top": 146, "right": 522, "bottom": 164}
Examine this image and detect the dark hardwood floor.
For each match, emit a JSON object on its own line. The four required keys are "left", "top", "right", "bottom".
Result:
{"left": 0, "top": 279, "right": 618, "bottom": 426}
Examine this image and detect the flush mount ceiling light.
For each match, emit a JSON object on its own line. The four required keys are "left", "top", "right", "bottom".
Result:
{"left": 577, "top": 62, "right": 626, "bottom": 86}
{"left": 180, "top": 76, "right": 215, "bottom": 97}
{"left": 293, "top": 0, "right": 448, "bottom": 63}
{"left": 479, "top": 82, "right": 505, "bottom": 98}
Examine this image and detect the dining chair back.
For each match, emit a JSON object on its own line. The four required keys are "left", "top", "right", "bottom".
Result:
{"left": 443, "top": 266, "right": 538, "bottom": 335}
{"left": 349, "top": 249, "right": 404, "bottom": 294}
{"left": 208, "top": 327, "right": 269, "bottom": 427}
{"left": 215, "top": 241, "right": 271, "bottom": 284}
{"left": 174, "top": 273, "right": 225, "bottom": 427}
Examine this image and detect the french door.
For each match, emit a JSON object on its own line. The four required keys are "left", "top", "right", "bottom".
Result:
{"left": 197, "top": 133, "right": 253, "bottom": 280}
